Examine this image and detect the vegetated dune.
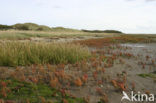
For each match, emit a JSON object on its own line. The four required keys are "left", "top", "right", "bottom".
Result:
{"left": 0, "top": 23, "right": 125, "bottom": 41}
{"left": 1, "top": 22, "right": 122, "bottom": 33}
{"left": 82, "top": 29, "right": 123, "bottom": 33}
{"left": 0, "top": 23, "right": 81, "bottom": 32}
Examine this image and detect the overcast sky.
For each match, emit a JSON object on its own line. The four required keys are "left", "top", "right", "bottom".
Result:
{"left": 0, "top": 0, "right": 156, "bottom": 33}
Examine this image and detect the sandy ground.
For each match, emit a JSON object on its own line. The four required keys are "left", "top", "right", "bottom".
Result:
{"left": 68, "top": 43, "right": 156, "bottom": 103}
{"left": 104, "top": 43, "right": 156, "bottom": 103}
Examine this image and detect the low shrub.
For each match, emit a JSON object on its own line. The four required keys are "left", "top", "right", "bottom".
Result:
{"left": 0, "top": 25, "right": 13, "bottom": 30}
{"left": 13, "top": 24, "right": 29, "bottom": 30}
{"left": 82, "top": 29, "right": 122, "bottom": 33}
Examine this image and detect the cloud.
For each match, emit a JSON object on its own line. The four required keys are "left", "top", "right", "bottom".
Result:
{"left": 146, "top": 0, "right": 156, "bottom": 2}
{"left": 33, "top": 0, "right": 62, "bottom": 9}
{"left": 125, "top": 0, "right": 156, "bottom": 2}
{"left": 53, "top": 6, "right": 62, "bottom": 9}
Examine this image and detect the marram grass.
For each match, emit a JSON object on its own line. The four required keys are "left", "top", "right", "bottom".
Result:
{"left": 0, "top": 41, "right": 91, "bottom": 66}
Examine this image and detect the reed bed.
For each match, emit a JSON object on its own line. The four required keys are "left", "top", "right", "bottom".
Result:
{"left": 0, "top": 41, "right": 90, "bottom": 66}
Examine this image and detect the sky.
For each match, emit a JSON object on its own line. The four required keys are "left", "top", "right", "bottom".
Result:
{"left": 0, "top": 0, "right": 156, "bottom": 33}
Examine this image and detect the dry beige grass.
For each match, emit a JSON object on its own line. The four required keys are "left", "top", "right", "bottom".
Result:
{"left": 0, "top": 30, "right": 118, "bottom": 40}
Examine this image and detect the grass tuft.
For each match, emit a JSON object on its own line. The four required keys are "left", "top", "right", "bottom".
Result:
{"left": 0, "top": 42, "right": 91, "bottom": 66}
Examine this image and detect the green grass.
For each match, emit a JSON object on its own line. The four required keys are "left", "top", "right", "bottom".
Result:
{"left": 138, "top": 72, "right": 156, "bottom": 78}
{"left": 0, "top": 42, "right": 91, "bottom": 66}
{"left": 0, "top": 79, "right": 85, "bottom": 103}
